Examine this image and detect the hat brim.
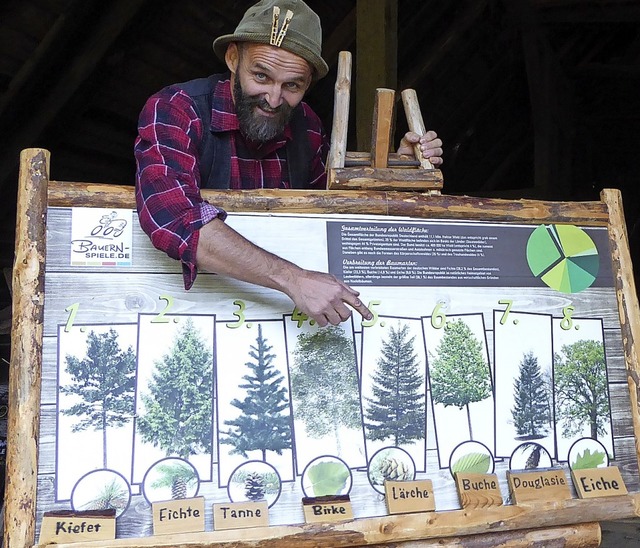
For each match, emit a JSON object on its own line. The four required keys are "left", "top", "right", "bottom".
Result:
{"left": 212, "top": 34, "right": 329, "bottom": 80}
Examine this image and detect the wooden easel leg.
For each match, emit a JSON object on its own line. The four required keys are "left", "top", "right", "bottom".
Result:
{"left": 4, "top": 148, "right": 49, "bottom": 548}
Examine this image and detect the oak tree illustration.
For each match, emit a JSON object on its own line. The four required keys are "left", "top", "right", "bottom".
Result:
{"left": 365, "top": 322, "right": 425, "bottom": 445}
{"left": 555, "top": 339, "right": 610, "bottom": 439}
{"left": 221, "top": 324, "right": 292, "bottom": 461}
{"left": 429, "top": 319, "right": 491, "bottom": 439}
{"left": 290, "top": 325, "right": 361, "bottom": 453}
{"left": 137, "top": 318, "right": 213, "bottom": 458}
{"left": 61, "top": 328, "right": 136, "bottom": 468}
{"left": 511, "top": 351, "right": 552, "bottom": 439}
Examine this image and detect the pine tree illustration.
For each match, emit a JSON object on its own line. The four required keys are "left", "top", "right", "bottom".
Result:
{"left": 244, "top": 472, "right": 266, "bottom": 501}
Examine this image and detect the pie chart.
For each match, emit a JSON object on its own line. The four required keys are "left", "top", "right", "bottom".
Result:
{"left": 526, "top": 224, "right": 599, "bottom": 293}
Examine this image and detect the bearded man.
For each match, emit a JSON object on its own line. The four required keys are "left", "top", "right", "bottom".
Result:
{"left": 134, "top": 0, "right": 443, "bottom": 327}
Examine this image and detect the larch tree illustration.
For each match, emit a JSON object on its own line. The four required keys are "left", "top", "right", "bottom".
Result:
{"left": 61, "top": 328, "right": 136, "bottom": 468}
{"left": 137, "top": 318, "right": 213, "bottom": 459}
{"left": 365, "top": 322, "right": 426, "bottom": 445}
{"left": 290, "top": 325, "right": 361, "bottom": 453}
{"left": 221, "top": 324, "right": 292, "bottom": 461}
{"left": 511, "top": 351, "right": 552, "bottom": 439}
{"left": 429, "top": 319, "right": 491, "bottom": 439}
{"left": 555, "top": 339, "right": 610, "bottom": 439}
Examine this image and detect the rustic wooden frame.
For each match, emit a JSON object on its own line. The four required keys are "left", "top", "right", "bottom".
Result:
{"left": 5, "top": 147, "right": 640, "bottom": 547}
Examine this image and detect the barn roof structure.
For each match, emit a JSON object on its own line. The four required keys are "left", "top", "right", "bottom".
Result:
{"left": 0, "top": 0, "right": 638, "bottom": 362}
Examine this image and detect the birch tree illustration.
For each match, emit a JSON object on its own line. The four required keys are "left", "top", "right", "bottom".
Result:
{"left": 61, "top": 328, "right": 136, "bottom": 468}
{"left": 221, "top": 324, "right": 292, "bottom": 461}
{"left": 137, "top": 318, "right": 213, "bottom": 458}
{"left": 429, "top": 319, "right": 491, "bottom": 439}
{"left": 365, "top": 323, "right": 425, "bottom": 445}
{"left": 511, "top": 351, "right": 552, "bottom": 439}
{"left": 555, "top": 339, "right": 610, "bottom": 439}
{"left": 290, "top": 326, "right": 361, "bottom": 453}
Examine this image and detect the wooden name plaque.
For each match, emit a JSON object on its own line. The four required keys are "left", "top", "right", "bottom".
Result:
{"left": 213, "top": 501, "right": 269, "bottom": 531}
{"left": 506, "top": 469, "right": 571, "bottom": 504}
{"left": 384, "top": 480, "right": 435, "bottom": 514}
{"left": 454, "top": 472, "right": 503, "bottom": 509}
{"left": 152, "top": 496, "right": 205, "bottom": 536}
{"left": 571, "top": 466, "right": 628, "bottom": 499}
{"left": 40, "top": 510, "right": 115, "bottom": 545}
{"left": 302, "top": 495, "right": 354, "bottom": 523}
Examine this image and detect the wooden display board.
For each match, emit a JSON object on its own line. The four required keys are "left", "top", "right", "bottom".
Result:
{"left": 5, "top": 148, "right": 640, "bottom": 548}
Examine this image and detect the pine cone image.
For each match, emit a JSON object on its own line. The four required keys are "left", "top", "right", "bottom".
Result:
{"left": 245, "top": 472, "right": 266, "bottom": 501}
{"left": 172, "top": 476, "right": 188, "bottom": 500}
{"left": 372, "top": 457, "right": 412, "bottom": 485}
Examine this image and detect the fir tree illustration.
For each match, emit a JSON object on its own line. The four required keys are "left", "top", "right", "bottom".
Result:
{"left": 555, "top": 339, "right": 610, "bottom": 439}
{"left": 221, "top": 324, "right": 292, "bottom": 461}
{"left": 365, "top": 322, "right": 426, "bottom": 445}
{"left": 137, "top": 318, "right": 213, "bottom": 458}
{"left": 429, "top": 319, "right": 491, "bottom": 439}
{"left": 511, "top": 351, "right": 551, "bottom": 439}
{"left": 150, "top": 461, "right": 198, "bottom": 500}
{"left": 290, "top": 326, "right": 361, "bottom": 453}
{"left": 61, "top": 329, "right": 136, "bottom": 468}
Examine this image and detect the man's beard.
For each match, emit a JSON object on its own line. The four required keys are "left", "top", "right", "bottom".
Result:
{"left": 234, "top": 77, "right": 294, "bottom": 143}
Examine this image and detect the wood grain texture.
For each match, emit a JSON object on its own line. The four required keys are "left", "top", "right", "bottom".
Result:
{"left": 46, "top": 181, "right": 610, "bottom": 226}
{"left": 31, "top": 497, "right": 634, "bottom": 547}
{"left": 4, "top": 148, "right": 49, "bottom": 548}
{"left": 327, "top": 51, "right": 352, "bottom": 171}
{"left": 602, "top": 188, "right": 640, "bottom": 475}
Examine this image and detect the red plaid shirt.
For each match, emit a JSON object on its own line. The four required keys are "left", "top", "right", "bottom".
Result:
{"left": 134, "top": 74, "right": 329, "bottom": 289}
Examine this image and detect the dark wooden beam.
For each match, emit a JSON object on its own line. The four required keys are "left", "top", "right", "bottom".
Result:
{"left": 398, "top": 0, "right": 488, "bottom": 92}
{"left": 356, "top": 0, "right": 397, "bottom": 151}
{"left": 0, "top": 0, "right": 148, "bottom": 194}
{"left": 507, "top": 0, "right": 574, "bottom": 200}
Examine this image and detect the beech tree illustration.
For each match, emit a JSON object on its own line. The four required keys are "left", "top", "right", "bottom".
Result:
{"left": 137, "top": 318, "right": 213, "bottom": 458}
{"left": 290, "top": 326, "right": 361, "bottom": 454}
{"left": 429, "top": 319, "right": 491, "bottom": 439}
{"left": 61, "top": 329, "right": 136, "bottom": 468}
{"left": 221, "top": 324, "right": 292, "bottom": 461}
{"left": 365, "top": 322, "right": 426, "bottom": 446}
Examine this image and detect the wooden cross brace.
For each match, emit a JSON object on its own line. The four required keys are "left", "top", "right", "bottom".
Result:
{"left": 327, "top": 51, "right": 444, "bottom": 194}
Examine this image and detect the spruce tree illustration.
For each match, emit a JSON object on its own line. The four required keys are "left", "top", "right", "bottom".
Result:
{"left": 290, "top": 326, "right": 361, "bottom": 453}
{"left": 221, "top": 325, "right": 292, "bottom": 461}
{"left": 555, "top": 339, "right": 610, "bottom": 439}
{"left": 511, "top": 351, "right": 551, "bottom": 438}
{"left": 61, "top": 329, "right": 136, "bottom": 468}
{"left": 150, "top": 462, "right": 198, "bottom": 500}
{"left": 365, "top": 323, "right": 425, "bottom": 445}
{"left": 137, "top": 318, "right": 213, "bottom": 458}
{"left": 429, "top": 319, "right": 491, "bottom": 439}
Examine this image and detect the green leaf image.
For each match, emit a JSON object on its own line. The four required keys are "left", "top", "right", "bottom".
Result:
{"left": 306, "top": 461, "right": 350, "bottom": 497}
{"left": 572, "top": 448, "right": 606, "bottom": 470}
{"left": 451, "top": 452, "right": 491, "bottom": 475}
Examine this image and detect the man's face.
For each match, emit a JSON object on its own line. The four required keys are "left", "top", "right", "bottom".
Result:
{"left": 227, "top": 43, "right": 313, "bottom": 142}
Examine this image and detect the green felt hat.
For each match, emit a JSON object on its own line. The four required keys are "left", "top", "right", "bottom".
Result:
{"left": 213, "top": 0, "right": 329, "bottom": 80}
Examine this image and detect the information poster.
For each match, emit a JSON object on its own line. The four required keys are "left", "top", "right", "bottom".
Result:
{"left": 36, "top": 209, "right": 636, "bottom": 539}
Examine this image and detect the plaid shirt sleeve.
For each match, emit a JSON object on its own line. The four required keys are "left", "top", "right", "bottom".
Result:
{"left": 134, "top": 87, "right": 226, "bottom": 289}
{"left": 300, "top": 102, "right": 330, "bottom": 189}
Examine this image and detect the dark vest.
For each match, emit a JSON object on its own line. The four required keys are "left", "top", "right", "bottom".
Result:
{"left": 178, "top": 74, "right": 312, "bottom": 189}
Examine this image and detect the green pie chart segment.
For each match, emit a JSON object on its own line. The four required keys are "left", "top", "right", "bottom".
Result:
{"left": 526, "top": 225, "right": 599, "bottom": 293}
